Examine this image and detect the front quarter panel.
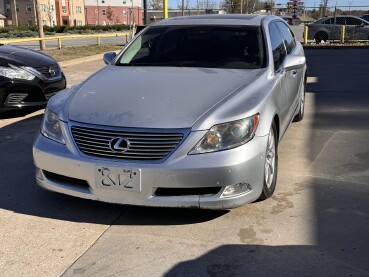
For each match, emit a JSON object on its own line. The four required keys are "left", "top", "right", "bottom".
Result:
{"left": 192, "top": 69, "right": 281, "bottom": 138}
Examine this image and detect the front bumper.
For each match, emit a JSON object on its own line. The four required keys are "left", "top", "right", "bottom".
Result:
{"left": 0, "top": 75, "right": 66, "bottom": 110}
{"left": 33, "top": 122, "right": 268, "bottom": 209}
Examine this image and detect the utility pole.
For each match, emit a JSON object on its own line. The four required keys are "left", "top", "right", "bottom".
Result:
{"left": 35, "top": 0, "right": 46, "bottom": 50}
{"left": 143, "top": 0, "right": 147, "bottom": 24}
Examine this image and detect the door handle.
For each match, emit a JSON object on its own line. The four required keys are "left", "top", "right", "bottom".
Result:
{"left": 292, "top": 70, "right": 297, "bottom": 77}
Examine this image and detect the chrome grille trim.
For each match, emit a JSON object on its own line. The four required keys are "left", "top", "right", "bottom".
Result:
{"left": 70, "top": 123, "right": 189, "bottom": 162}
{"left": 5, "top": 93, "right": 28, "bottom": 104}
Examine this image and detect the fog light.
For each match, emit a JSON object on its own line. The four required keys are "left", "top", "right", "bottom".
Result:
{"left": 35, "top": 167, "right": 44, "bottom": 181}
{"left": 221, "top": 183, "right": 251, "bottom": 198}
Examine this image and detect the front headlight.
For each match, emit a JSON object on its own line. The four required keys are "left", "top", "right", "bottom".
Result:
{"left": 41, "top": 109, "right": 65, "bottom": 144}
{"left": 189, "top": 114, "right": 259, "bottom": 155}
{"left": 0, "top": 65, "right": 35, "bottom": 81}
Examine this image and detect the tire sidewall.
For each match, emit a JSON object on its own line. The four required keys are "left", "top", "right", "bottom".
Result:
{"left": 261, "top": 123, "right": 278, "bottom": 199}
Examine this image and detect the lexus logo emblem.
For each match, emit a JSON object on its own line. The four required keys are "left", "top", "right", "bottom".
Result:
{"left": 109, "top": 137, "right": 130, "bottom": 152}
{"left": 49, "top": 67, "right": 56, "bottom": 77}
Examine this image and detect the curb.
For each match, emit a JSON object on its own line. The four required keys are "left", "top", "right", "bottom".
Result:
{"left": 59, "top": 50, "right": 121, "bottom": 67}
{"left": 303, "top": 45, "right": 369, "bottom": 50}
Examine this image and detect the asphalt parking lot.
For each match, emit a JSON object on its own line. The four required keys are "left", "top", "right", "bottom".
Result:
{"left": 0, "top": 48, "right": 368, "bottom": 277}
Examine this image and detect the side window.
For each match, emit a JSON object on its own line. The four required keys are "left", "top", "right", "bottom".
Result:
{"left": 269, "top": 23, "right": 287, "bottom": 71}
{"left": 336, "top": 17, "right": 346, "bottom": 25}
{"left": 276, "top": 21, "right": 296, "bottom": 54}
{"left": 346, "top": 17, "right": 364, "bottom": 26}
{"left": 322, "top": 18, "right": 333, "bottom": 24}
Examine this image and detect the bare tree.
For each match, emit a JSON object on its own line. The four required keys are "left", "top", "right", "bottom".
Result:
{"left": 222, "top": 0, "right": 261, "bottom": 14}
{"left": 149, "top": 0, "right": 163, "bottom": 10}
{"left": 177, "top": 0, "right": 190, "bottom": 10}
{"left": 106, "top": 6, "right": 117, "bottom": 23}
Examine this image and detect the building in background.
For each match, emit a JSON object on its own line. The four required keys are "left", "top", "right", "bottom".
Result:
{"left": 84, "top": 0, "right": 142, "bottom": 26}
{"left": 55, "top": 0, "right": 85, "bottom": 26}
{"left": 0, "top": 13, "right": 5, "bottom": 27}
{"left": 3, "top": 0, "right": 57, "bottom": 26}
{"left": 147, "top": 9, "right": 226, "bottom": 22}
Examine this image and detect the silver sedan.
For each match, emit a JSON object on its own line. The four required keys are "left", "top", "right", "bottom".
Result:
{"left": 33, "top": 15, "right": 307, "bottom": 209}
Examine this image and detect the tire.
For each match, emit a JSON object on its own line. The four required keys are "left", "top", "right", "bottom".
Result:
{"left": 258, "top": 122, "right": 278, "bottom": 200}
{"left": 314, "top": 31, "right": 328, "bottom": 43}
{"left": 293, "top": 79, "right": 306, "bottom": 122}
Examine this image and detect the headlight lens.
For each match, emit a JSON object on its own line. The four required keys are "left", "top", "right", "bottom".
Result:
{"left": 189, "top": 114, "right": 259, "bottom": 154}
{"left": 0, "top": 65, "right": 35, "bottom": 81}
{"left": 41, "top": 109, "right": 65, "bottom": 144}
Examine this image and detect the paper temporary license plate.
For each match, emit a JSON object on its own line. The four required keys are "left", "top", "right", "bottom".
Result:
{"left": 95, "top": 166, "right": 141, "bottom": 192}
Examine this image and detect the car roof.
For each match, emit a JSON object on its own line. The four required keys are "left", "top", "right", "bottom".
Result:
{"left": 151, "top": 14, "right": 275, "bottom": 27}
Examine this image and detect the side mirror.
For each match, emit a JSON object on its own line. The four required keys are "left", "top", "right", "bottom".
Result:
{"left": 283, "top": 55, "right": 306, "bottom": 71}
{"left": 103, "top": 52, "right": 117, "bottom": 65}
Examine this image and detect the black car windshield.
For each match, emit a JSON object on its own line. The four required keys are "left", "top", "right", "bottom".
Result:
{"left": 116, "top": 25, "right": 266, "bottom": 69}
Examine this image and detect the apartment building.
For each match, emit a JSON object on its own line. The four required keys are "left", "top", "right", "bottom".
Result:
{"left": 3, "top": 0, "right": 57, "bottom": 26}
{"left": 54, "top": 0, "right": 85, "bottom": 26}
{"left": 84, "top": 0, "right": 142, "bottom": 26}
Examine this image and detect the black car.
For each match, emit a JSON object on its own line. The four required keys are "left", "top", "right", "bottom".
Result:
{"left": 0, "top": 45, "right": 66, "bottom": 111}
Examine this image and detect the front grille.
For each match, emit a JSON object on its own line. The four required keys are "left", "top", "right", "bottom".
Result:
{"left": 71, "top": 125, "right": 185, "bottom": 161}
{"left": 5, "top": 93, "right": 28, "bottom": 105}
{"left": 34, "top": 64, "right": 60, "bottom": 79}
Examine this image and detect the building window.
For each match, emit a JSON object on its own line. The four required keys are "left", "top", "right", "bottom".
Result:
{"left": 42, "top": 20, "right": 47, "bottom": 25}
{"left": 26, "top": 3, "right": 32, "bottom": 12}
{"left": 5, "top": 4, "right": 10, "bottom": 13}
{"left": 123, "top": 10, "right": 127, "bottom": 15}
{"left": 16, "top": 5, "right": 19, "bottom": 12}
{"left": 62, "top": 6, "right": 67, "bottom": 13}
{"left": 40, "top": 4, "right": 46, "bottom": 12}
{"left": 77, "top": 20, "right": 82, "bottom": 26}
{"left": 102, "top": 0, "right": 105, "bottom": 3}
{"left": 76, "top": 6, "right": 81, "bottom": 13}
{"left": 102, "top": 9, "right": 106, "bottom": 15}
{"left": 51, "top": 5, "right": 54, "bottom": 11}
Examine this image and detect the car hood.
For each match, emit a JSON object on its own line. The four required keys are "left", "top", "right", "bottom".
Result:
{"left": 67, "top": 66, "right": 261, "bottom": 129}
{"left": 0, "top": 45, "right": 57, "bottom": 67}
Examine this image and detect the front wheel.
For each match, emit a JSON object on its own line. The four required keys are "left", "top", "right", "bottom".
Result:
{"left": 258, "top": 122, "right": 278, "bottom": 200}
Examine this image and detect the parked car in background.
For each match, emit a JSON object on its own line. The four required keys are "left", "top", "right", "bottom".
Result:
{"left": 0, "top": 45, "right": 66, "bottom": 111}
{"left": 306, "top": 15, "right": 369, "bottom": 43}
{"left": 281, "top": 16, "right": 293, "bottom": 25}
{"left": 361, "top": 14, "right": 369, "bottom": 22}
{"left": 33, "top": 15, "right": 307, "bottom": 209}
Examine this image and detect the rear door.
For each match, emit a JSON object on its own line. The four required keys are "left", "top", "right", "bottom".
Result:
{"left": 345, "top": 17, "right": 369, "bottom": 40}
{"left": 275, "top": 21, "right": 301, "bottom": 124}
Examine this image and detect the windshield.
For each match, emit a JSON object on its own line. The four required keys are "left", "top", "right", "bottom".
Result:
{"left": 116, "top": 25, "right": 266, "bottom": 69}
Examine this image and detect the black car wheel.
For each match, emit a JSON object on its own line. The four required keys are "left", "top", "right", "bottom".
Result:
{"left": 314, "top": 31, "right": 328, "bottom": 43}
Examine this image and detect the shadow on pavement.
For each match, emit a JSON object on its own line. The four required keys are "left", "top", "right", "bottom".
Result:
{"left": 163, "top": 178, "right": 369, "bottom": 276}
{"left": 0, "top": 107, "right": 43, "bottom": 120}
{"left": 0, "top": 115, "right": 226, "bottom": 225}
{"left": 162, "top": 49, "right": 369, "bottom": 276}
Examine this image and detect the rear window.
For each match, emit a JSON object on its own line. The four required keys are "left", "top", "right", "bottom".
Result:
{"left": 116, "top": 25, "right": 266, "bottom": 69}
